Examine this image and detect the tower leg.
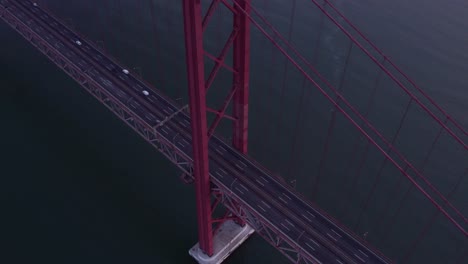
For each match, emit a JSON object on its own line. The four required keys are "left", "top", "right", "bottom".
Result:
{"left": 232, "top": 0, "right": 251, "bottom": 154}
{"left": 182, "top": 0, "right": 213, "bottom": 256}
{"left": 182, "top": 0, "right": 254, "bottom": 262}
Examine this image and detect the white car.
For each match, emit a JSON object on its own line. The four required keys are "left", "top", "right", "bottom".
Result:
{"left": 33, "top": 3, "right": 38, "bottom": 7}
{"left": 142, "top": 90, "right": 149, "bottom": 96}
{"left": 75, "top": 40, "right": 82, "bottom": 46}
{"left": 122, "top": 69, "right": 129, "bottom": 74}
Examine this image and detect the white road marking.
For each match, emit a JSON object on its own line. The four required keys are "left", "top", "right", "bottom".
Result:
{"left": 305, "top": 242, "right": 315, "bottom": 251}
{"left": 177, "top": 141, "right": 185, "bottom": 147}
{"left": 309, "top": 238, "right": 320, "bottom": 247}
{"left": 314, "top": 259, "right": 323, "bottom": 264}
{"left": 217, "top": 146, "right": 226, "bottom": 152}
{"left": 302, "top": 214, "right": 313, "bottom": 222}
{"left": 116, "top": 91, "right": 125, "bottom": 98}
{"left": 358, "top": 250, "right": 369, "bottom": 258}
{"left": 260, "top": 176, "right": 269, "bottom": 182}
{"left": 184, "top": 119, "right": 190, "bottom": 125}
{"left": 161, "top": 127, "right": 169, "bottom": 135}
{"left": 331, "top": 229, "right": 342, "bottom": 238}
{"left": 282, "top": 192, "right": 292, "bottom": 200}
{"left": 219, "top": 168, "right": 227, "bottom": 174}
{"left": 235, "top": 163, "right": 244, "bottom": 170}
{"left": 306, "top": 211, "right": 316, "bottom": 218}
{"left": 216, "top": 149, "right": 224, "bottom": 155}
{"left": 327, "top": 233, "right": 338, "bottom": 241}
{"left": 255, "top": 179, "right": 265, "bottom": 186}
{"left": 181, "top": 138, "right": 189, "bottom": 145}
{"left": 235, "top": 187, "right": 244, "bottom": 195}
{"left": 279, "top": 196, "right": 288, "bottom": 204}
{"left": 238, "top": 160, "right": 246, "bottom": 167}
{"left": 285, "top": 219, "right": 295, "bottom": 227}
{"left": 280, "top": 223, "right": 290, "bottom": 231}
{"left": 336, "top": 259, "right": 344, "bottom": 264}
{"left": 261, "top": 200, "right": 271, "bottom": 208}
{"left": 354, "top": 254, "right": 366, "bottom": 263}
{"left": 239, "top": 184, "right": 248, "bottom": 192}
{"left": 258, "top": 205, "right": 267, "bottom": 212}
{"left": 215, "top": 171, "right": 224, "bottom": 178}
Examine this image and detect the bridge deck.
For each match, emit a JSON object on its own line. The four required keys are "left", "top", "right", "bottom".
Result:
{"left": 0, "top": 1, "right": 392, "bottom": 263}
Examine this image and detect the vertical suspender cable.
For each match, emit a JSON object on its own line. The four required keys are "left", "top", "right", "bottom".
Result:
{"left": 337, "top": 56, "right": 386, "bottom": 220}
{"left": 277, "top": 0, "right": 297, "bottom": 168}
{"left": 238, "top": 0, "right": 465, "bottom": 232}
{"left": 402, "top": 169, "right": 466, "bottom": 262}
{"left": 380, "top": 117, "right": 452, "bottom": 240}
{"left": 286, "top": 76, "right": 308, "bottom": 179}
{"left": 322, "top": 0, "right": 466, "bottom": 136}
{"left": 312, "top": 40, "right": 353, "bottom": 200}
{"left": 354, "top": 98, "right": 413, "bottom": 230}
{"left": 234, "top": 0, "right": 466, "bottom": 234}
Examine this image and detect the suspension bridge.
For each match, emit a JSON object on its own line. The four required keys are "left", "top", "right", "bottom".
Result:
{"left": 0, "top": 0, "right": 466, "bottom": 263}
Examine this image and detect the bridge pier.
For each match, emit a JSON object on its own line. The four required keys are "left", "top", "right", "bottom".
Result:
{"left": 189, "top": 220, "right": 254, "bottom": 264}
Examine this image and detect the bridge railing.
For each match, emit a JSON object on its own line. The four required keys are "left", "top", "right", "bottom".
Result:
{"left": 9, "top": 0, "right": 465, "bottom": 262}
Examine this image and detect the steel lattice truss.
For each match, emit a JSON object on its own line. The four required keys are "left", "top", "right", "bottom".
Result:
{"left": 0, "top": 5, "right": 195, "bottom": 180}
{"left": 0, "top": 3, "right": 322, "bottom": 263}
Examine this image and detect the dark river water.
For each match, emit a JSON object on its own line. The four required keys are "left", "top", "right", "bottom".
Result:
{"left": 0, "top": 0, "right": 466, "bottom": 263}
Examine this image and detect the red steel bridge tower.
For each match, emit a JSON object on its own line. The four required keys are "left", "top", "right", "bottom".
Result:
{"left": 182, "top": 0, "right": 253, "bottom": 262}
{"left": 1, "top": 0, "right": 465, "bottom": 263}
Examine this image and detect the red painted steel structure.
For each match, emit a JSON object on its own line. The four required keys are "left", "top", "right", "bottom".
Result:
{"left": 2, "top": 0, "right": 466, "bottom": 262}
{"left": 236, "top": 0, "right": 467, "bottom": 235}
{"left": 232, "top": 0, "right": 250, "bottom": 153}
{"left": 182, "top": 0, "right": 214, "bottom": 255}
{"left": 182, "top": 0, "right": 251, "bottom": 256}
{"left": 1, "top": 2, "right": 347, "bottom": 263}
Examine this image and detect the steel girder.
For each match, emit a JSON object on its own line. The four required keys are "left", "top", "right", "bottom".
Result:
{"left": 0, "top": 3, "right": 195, "bottom": 179}
{"left": 210, "top": 177, "right": 321, "bottom": 264}
{"left": 0, "top": 3, "right": 320, "bottom": 263}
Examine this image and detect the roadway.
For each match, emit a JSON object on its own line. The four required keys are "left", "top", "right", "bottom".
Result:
{"left": 1, "top": 1, "right": 391, "bottom": 263}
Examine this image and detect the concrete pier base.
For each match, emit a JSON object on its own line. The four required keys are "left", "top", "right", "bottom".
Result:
{"left": 189, "top": 220, "right": 254, "bottom": 264}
